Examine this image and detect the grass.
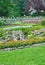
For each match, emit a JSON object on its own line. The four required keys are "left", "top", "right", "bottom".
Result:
{"left": 0, "top": 45, "right": 45, "bottom": 65}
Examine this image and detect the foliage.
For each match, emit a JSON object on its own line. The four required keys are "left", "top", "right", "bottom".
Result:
{"left": 0, "top": 28, "right": 3, "bottom": 37}
{"left": 0, "top": 0, "right": 26, "bottom": 17}
{"left": 0, "top": 37, "right": 45, "bottom": 49}
{"left": 42, "top": 32, "right": 45, "bottom": 36}
{"left": 41, "top": 20, "right": 45, "bottom": 26}
{"left": 0, "top": 21, "right": 6, "bottom": 26}
{"left": 28, "top": 34, "right": 35, "bottom": 39}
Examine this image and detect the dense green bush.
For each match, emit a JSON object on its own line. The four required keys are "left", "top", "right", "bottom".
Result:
{"left": 42, "top": 32, "right": 45, "bottom": 36}
{"left": 41, "top": 20, "right": 45, "bottom": 27}
{"left": 0, "top": 21, "right": 6, "bottom": 26}
{"left": 28, "top": 34, "right": 35, "bottom": 39}
{"left": 0, "top": 28, "right": 3, "bottom": 37}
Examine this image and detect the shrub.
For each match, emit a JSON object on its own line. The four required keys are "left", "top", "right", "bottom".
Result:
{"left": 0, "top": 37, "right": 45, "bottom": 49}
{"left": 28, "top": 34, "right": 35, "bottom": 39}
{"left": 0, "top": 28, "right": 3, "bottom": 37}
{"left": 41, "top": 20, "right": 45, "bottom": 27}
{"left": 37, "top": 37, "right": 45, "bottom": 43}
{"left": 0, "top": 21, "right": 6, "bottom": 26}
{"left": 42, "top": 32, "right": 45, "bottom": 36}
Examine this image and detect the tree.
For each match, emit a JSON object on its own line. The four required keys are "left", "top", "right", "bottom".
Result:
{"left": 0, "top": 0, "right": 27, "bottom": 17}
{"left": 0, "top": 0, "right": 10, "bottom": 17}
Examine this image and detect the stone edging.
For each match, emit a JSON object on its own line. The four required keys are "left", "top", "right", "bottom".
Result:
{"left": 0, "top": 43, "right": 45, "bottom": 51}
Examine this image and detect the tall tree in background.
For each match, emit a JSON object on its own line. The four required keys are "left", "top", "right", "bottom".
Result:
{"left": 18, "top": 0, "right": 26, "bottom": 16}
{"left": 8, "top": 0, "right": 21, "bottom": 17}
{"left": 0, "top": 0, "right": 10, "bottom": 16}
{"left": 9, "top": 0, "right": 26, "bottom": 17}
{"left": 0, "top": 0, "right": 26, "bottom": 17}
{"left": 0, "top": 0, "right": 45, "bottom": 17}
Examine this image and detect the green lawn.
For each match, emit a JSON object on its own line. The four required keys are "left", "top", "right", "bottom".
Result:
{"left": 0, "top": 45, "right": 45, "bottom": 65}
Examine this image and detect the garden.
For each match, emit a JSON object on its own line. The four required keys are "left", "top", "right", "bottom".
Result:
{"left": 0, "top": 17, "right": 45, "bottom": 49}
{"left": 0, "top": 0, "right": 45, "bottom": 65}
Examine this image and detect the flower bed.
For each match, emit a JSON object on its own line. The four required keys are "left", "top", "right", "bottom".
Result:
{"left": 0, "top": 37, "right": 45, "bottom": 50}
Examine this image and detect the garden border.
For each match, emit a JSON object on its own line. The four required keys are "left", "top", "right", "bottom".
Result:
{"left": 0, "top": 42, "right": 45, "bottom": 52}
